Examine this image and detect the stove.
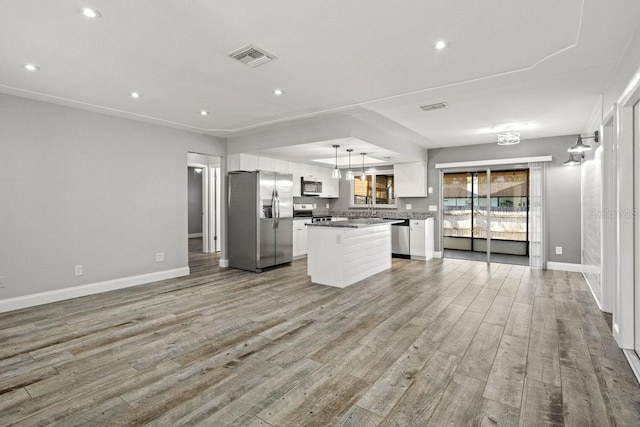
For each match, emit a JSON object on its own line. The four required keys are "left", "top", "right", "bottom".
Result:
{"left": 311, "top": 215, "right": 332, "bottom": 223}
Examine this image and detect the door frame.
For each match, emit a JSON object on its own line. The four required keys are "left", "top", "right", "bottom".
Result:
{"left": 439, "top": 164, "right": 536, "bottom": 263}
{"left": 187, "top": 155, "right": 222, "bottom": 254}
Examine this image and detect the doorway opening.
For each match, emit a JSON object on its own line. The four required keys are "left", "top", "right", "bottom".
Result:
{"left": 187, "top": 153, "right": 221, "bottom": 269}
{"left": 442, "top": 168, "right": 530, "bottom": 265}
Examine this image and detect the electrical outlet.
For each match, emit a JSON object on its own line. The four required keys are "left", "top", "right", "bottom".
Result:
{"left": 325, "top": 203, "right": 330, "bottom": 209}
{"left": 428, "top": 187, "right": 434, "bottom": 194}
{"left": 156, "top": 253, "right": 165, "bottom": 262}
{"left": 406, "top": 204, "right": 412, "bottom": 210}
{"left": 74, "top": 265, "right": 83, "bottom": 276}
{"left": 429, "top": 205, "right": 438, "bottom": 212}
{"left": 555, "top": 246, "right": 563, "bottom": 255}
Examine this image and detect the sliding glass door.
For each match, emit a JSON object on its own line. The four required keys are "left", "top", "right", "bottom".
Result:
{"left": 443, "top": 169, "right": 529, "bottom": 261}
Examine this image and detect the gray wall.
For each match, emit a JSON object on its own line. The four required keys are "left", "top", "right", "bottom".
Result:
{"left": 187, "top": 167, "right": 203, "bottom": 234}
{"left": 0, "top": 93, "right": 225, "bottom": 299}
{"left": 427, "top": 135, "right": 582, "bottom": 264}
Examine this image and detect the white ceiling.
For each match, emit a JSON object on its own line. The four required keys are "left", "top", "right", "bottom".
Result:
{"left": 1, "top": 0, "right": 639, "bottom": 154}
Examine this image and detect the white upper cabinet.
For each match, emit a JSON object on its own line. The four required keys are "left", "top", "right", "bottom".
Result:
{"left": 227, "top": 154, "right": 338, "bottom": 198}
{"left": 228, "top": 154, "right": 290, "bottom": 174}
{"left": 394, "top": 161, "right": 427, "bottom": 197}
{"left": 257, "top": 156, "right": 273, "bottom": 171}
{"left": 227, "top": 153, "right": 258, "bottom": 172}
{"left": 273, "top": 159, "right": 289, "bottom": 174}
{"left": 319, "top": 168, "right": 339, "bottom": 198}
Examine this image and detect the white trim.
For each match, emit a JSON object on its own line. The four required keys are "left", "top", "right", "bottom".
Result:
{"left": 546, "top": 262, "right": 584, "bottom": 272}
{"left": 583, "top": 273, "right": 604, "bottom": 311}
{"left": 188, "top": 233, "right": 203, "bottom": 238}
{"left": 0, "top": 267, "right": 190, "bottom": 314}
{"left": 623, "top": 349, "right": 640, "bottom": 385}
{"left": 433, "top": 251, "right": 443, "bottom": 258}
{"left": 435, "top": 156, "right": 553, "bottom": 169}
{"left": 219, "top": 258, "right": 229, "bottom": 268}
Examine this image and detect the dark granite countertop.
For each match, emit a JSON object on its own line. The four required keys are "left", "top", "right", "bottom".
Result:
{"left": 306, "top": 219, "right": 404, "bottom": 228}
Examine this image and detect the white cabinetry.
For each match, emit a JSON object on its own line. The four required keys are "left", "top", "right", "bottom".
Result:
{"left": 318, "top": 167, "right": 339, "bottom": 198}
{"left": 258, "top": 156, "right": 273, "bottom": 171}
{"left": 273, "top": 159, "right": 289, "bottom": 174}
{"left": 289, "top": 163, "right": 338, "bottom": 198}
{"left": 227, "top": 153, "right": 258, "bottom": 172}
{"left": 409, "top": 218, "right": 434, "bottom": 260}
{"left": 293, "top": 219, "right": 312, "bottom": 258}
{"left": 228, "top": 154, "right": 289, "bottom": 174}
{"left": 395, "top": 162, "right": 427, "bottom": 197}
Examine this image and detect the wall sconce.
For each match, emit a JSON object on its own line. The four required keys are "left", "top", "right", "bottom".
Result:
{"left": 568, "top": 130, "right": 599, "bottom": 153}
{"left": 563, "top": 153, "right": 582, "bottom": 166}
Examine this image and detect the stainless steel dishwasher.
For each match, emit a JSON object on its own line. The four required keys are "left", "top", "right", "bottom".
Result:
{"left": 391, "top": 219, "right": 410, "bottom": 257}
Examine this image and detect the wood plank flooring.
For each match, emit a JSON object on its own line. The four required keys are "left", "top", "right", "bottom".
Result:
{"left": 1, "top": 241, "right": 640, "bottom": 426}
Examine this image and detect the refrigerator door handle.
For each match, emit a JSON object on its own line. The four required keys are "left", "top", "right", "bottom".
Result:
{"left": 271, "top": 189, "right": 277, "bottom": 228}
{"left": 275, "top": 189, "right": 280, "bottom": 228}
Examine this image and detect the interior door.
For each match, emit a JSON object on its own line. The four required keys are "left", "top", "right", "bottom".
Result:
{"left": 633, "top": 101, "right": 640, "bottom": 357}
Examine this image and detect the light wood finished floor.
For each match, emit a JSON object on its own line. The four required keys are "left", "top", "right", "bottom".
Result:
{"left": 1, "top": 243, "right": 640, "bottom": 426}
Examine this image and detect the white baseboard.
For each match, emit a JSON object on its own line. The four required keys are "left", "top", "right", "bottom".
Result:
{"left": 546, "top": 262, "right": 584, "bottom": 272}
{"left": 188, "top": 233, "right": 203, "bottom": 238}
{"left": 219, "top": 258, "right": 229, "bottom": 268}
{"left": 433, "top": 251, "right": 443, "bottom": 259}
{"left": 623, "top": 349, "right": 640, "bottom": 385}
{"left": 582, "top": 273, "right": 603, "bottom": 311}
{"left": 0, "top": 267, "right": 190, "bottom": 314}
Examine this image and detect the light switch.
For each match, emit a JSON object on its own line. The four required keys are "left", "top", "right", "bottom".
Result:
{"left": 326, "top": 203, "right": 330, "bottom": 209}
{"left": 429, "top": 205, "right": 438, "bottom": 212}
{"left": 555, "top": 246, "right": 563, "bottom": 255}
{"left": 406, "top": 204, "right": 412, "bottom": 210}
{"left": 428, "top": 187, "right": 433, "bottom": 194}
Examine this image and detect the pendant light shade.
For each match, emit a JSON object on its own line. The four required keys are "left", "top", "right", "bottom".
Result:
{"left": 332, "top": 144, "right": 341, "bottom": 179}
{"left": 345, "top": 149, "right": 354, "bottom": 181}
{"left": 563, "top": 153, "right": 582, "bottom": 166}
{"left": 360, "top": 152, "right": 367, "bottom": 181}
{"left": 567, "top": 135, "right": 592, "bottom": 153}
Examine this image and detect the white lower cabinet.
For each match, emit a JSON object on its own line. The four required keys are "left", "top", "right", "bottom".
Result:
{"left": 410, "top": 218, "right": 434, "bottom": 260}
{"left": 293, "top": 219, "right": 312, "bottom": 258}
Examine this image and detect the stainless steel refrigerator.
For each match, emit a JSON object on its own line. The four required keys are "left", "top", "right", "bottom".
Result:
{"left": 228, "top": 170, "right": 293, "bottom": 272}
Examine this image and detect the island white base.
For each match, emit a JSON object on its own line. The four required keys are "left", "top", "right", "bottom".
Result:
{"left": 307, "top": 224, "right": 391, "bottom": 288}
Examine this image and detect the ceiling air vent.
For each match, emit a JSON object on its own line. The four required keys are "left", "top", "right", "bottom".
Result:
{"left": 419, "top": 102, "right": 448, "bottom": 111}
{"left": 227, "top": 44, "right": 276, "bottom": 68}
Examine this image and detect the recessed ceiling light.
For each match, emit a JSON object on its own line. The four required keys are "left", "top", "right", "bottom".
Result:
{"left": 434, "top": 40, "right": 448, "bottom": 50}
{"left": 23, "top": 64, "right": 40, "bottom": 72}
{"left": 79, "top": 7, "right": 101, "bottom": 19}
{"left": 130, "top": 92, "right": 141, "bottom": 99}
{"left": 200, "top": 110, "right": 209, "bottom": 116}
{"left": 273, "top": 88, "right": 283, "bottom": 96}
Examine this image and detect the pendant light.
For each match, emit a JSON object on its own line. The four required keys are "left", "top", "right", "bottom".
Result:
{"left": 332, "top": 144, "right": 341, "bottom": 179}
{"left": 345, "top": 149, "right": 354, "bottom": 181}
{"left": 360, "top": 152, "right": 367, "bottom": 181}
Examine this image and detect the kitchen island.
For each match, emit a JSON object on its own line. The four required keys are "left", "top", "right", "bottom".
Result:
{"left": 306, "top": 219, "right": 402, "bottom": 288}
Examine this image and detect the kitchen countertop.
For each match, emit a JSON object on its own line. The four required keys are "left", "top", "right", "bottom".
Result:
{"left": 317, "top": 210, "right": 435, "bottom": 220}
{"left": 306, "top": 218, "right": 404, "bottom": 228}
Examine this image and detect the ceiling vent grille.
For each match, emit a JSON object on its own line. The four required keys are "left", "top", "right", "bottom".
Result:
{"left": 227, "top": 44, "right": 276, "bottom": 68}
{"left": 419, "top": 102, "right": 448, "bottom": 111}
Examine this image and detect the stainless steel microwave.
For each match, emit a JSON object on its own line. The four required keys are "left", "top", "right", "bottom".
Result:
{"left": 301, "top": 178, "right": 322, "bottom": 196}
